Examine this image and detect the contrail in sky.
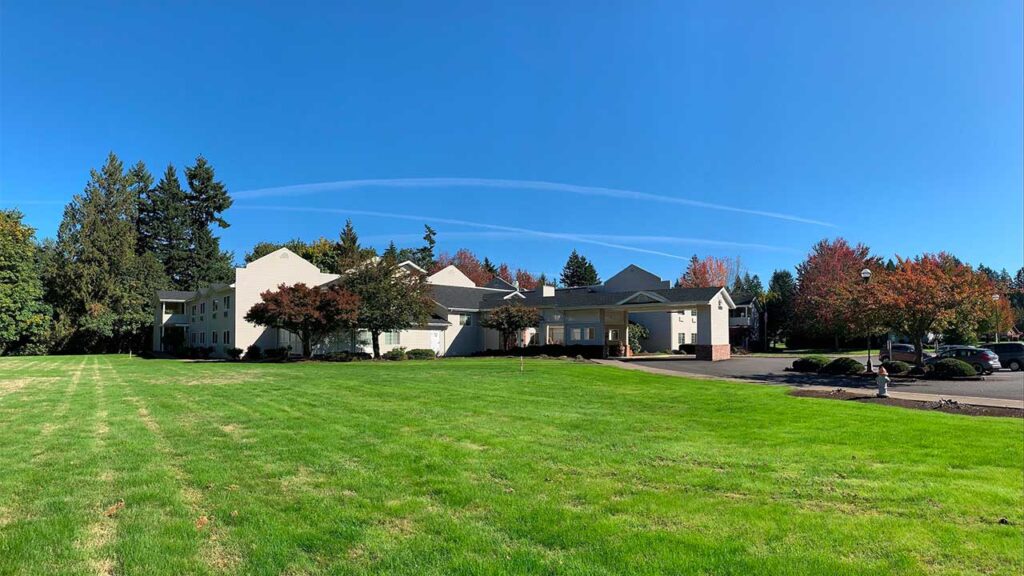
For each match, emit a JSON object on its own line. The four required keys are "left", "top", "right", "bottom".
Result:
{"left": 233, "top": 177, "right": 835, "bottom": 227}
{"left": 234, "top": 205, "right": 798, "bottom": 260}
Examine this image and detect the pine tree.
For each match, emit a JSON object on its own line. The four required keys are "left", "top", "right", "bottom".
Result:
{"left": 129, "top": 161, "right": 156, "bottom": 256}
{"left": 183, "top": 156, "right": 234, "bottom": 288}
{"left": 147, "top": 164, "right": 192, "bottom": 289}
{"left": 336, "top": 219, "right": 375, "bottom": 271}
{"left": 415, "top": 225, "right": 437, "bottom": 271}
{"left": 765, "top": 269, "right": 796, "bottom": 349}
{"left": 560, "top": 249, "right": 599, "bottom": 287}
{"left": 48, "top": 153, "right": 167, "bottom": 352}
{"left": 482, "top": 257, "right": 498, "bottom": 276}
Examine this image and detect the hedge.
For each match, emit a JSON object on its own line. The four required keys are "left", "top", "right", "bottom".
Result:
{"left": 880, "top": 360, "right": 912, "bottom": 376}
{"left": 930, "top": 358, "right": 977, "bottom": 379}
{"left": 406, "top": 348, "right": 436, "bottom": 360}
{"left": 382, "top": 347, "right": 407, "bottom": 361}
{"left": 792, "top": 355, "right": 829, "bottom": 373}
{"left": 818, "top": 357, "right": 865, "bottom": 376}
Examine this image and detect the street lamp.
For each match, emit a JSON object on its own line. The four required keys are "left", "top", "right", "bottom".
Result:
{"left": 992, "top": 294, "right": 1001, "bottom": 344}
{"left": 861, "top": 268, "right": 873, "bottom": 372}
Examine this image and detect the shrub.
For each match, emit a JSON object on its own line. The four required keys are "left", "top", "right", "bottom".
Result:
{"left": 406, "top": 348, "right": 436, "bottom": 360}
{"left": 244, "top": 345, "right": 262, "bottom": 361}
{"left": 225, "top": 347, "right": 243, "bottom": 360}
{"left": 472, "top": 344, "right": 605, "bottom": 359}
{"left": 930, "top": 358, "right": 977, "bottom": 379}
{"left": 319, "top": 351, "right": 372, "bottom": 362}
{"left": 792, "top": 355, "right": 829, "bottom": 373}
{"left": 818, "top": 357, "right": 865, "bottom": 375}
{"left": 382, "top": 347, "right": 407, "bottom": 361}
{"left": 881, "top": 360, "right": 912, "bottom": 376}
{"left": 263, "top": 347, "right": 290, "bottom": 361}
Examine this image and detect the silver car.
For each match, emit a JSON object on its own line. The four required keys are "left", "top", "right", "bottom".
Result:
{"left": 925, "top": 347, "right": 1002, "bottom": 375}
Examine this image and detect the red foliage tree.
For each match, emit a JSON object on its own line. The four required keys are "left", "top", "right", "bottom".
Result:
{"left": 515, "top": 269, "right": 538, "bottom": 290}
{"left": 677, "top": 255, "right": 732, "bottom": 288}
{"left": 432, "top": 249, "right": 493, "bottom": 286}
{"left": 496, "top": 263, "right": 513, "bottom": 284}
{"left": 875, "top": 253, "right": 998, "bottom": 364}
{"left": 244, "top": 283, "right": 360, "bottom": 358}
{"left": 793, "top": 238, "right": 879, "bottom": 350}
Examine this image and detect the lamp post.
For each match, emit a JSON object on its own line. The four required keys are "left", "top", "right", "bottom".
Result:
{"left": 861, "top": 268, "right": 873, "bottom": 372}
{"left": 992, "top": 294, "right": 1001, "bottom": 344}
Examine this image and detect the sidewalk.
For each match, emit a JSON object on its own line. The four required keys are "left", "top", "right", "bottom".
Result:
{"left": 592, "top": 359, "right": 1024, "bottom": 410}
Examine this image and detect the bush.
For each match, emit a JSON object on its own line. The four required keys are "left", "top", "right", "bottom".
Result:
{"left": 318, "top": 351, "right": 372, "bottom": 362}
{"left": 472, "top": 344, "right": 605, "bottom": 359}
{"left": 930, "top": 358, "right": 977, "bottom": 379}
{"left": 818, "top": 357, "right": 865, "bottom": 375}
{"left": 406, "top": 348, "right": 436, "bottom": 360}
{"left": 792, "top": 355, "right": 829, "bottom": 373}
{"left": 881, "top": 360, "right": 912, "bottom": 376}
{"left": 382, "top": 347, "right": 407, "bottom": 361}
{"left": 263, "top": 347, "right": 290, "bottom": 361}
{"left": 244, "top": 345, "right": 262, "bottom": 361}
{"left": 225, "top": 347, "right": 243, "bottom": 360}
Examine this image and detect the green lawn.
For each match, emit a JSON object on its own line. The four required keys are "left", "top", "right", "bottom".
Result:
{"left": 1, "top": 356, "right": 1021, "bottom": 575}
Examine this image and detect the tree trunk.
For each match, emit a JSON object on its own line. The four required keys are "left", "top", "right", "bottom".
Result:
{"left": 913, "top": 336, "right": 924, "bottom": 366}
{"left": 371, "top": 330, "right": 381, "bottom": 359}
{"left": 301, "top": 333, "right": 312, "bottom": 359}
{"left": 834, "top": 334, "right": 840, "bottom": 352}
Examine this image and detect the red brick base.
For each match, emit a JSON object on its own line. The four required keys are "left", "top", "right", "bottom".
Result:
{"left": 695, "top": 344, "right": 731, "bottom": 361}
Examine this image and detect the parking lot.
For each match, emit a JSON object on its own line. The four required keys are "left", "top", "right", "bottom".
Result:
{"left": 627, "top": 356, "right": 1024, "bottom": 402}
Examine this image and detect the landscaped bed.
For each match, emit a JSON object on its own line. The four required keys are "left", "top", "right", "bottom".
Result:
{"left": 0, "top": 356, "right": 1021, "bottom": 575}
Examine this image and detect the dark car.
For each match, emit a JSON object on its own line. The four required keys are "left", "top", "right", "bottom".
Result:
{"left": 924, "top": 346, "right": 1002, "bottom": 375}
{"left": 986, "top": 342, "right": 1024, "bottom": 371}
{"left": 879, "top": 343, "right": 932, "bottom": 363}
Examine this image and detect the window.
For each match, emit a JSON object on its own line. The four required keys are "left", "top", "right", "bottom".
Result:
{"left": 200, "top": 302, "right": 206, "bottom": 314}
{"left": 224, "top": 311, "right": 229, "bottom": 318}
{"left": 384, "top": 331, "right": 401, "bottom": 345}
{"left": 199, "top": 332, "right": 205, "bottom": 344}
{"left": 212, "top": 331, "right": 218, "bottom": 344}
{"left": 584, "top": 327, "right": 595, "bottom": 340}
{"left": 164, "top": 302, "right": 184, "bottom": 315}
{"left": 191, "top": 305, "right": 197, "bottom": 315}
{"left": 212, "top": 300, "right": 219, "bottom": 312}
{"left": 191, "top": 332, "right": 196, "bottom": 344}
{"left": 608, "top": 329, "right": 620, "bottom": 341}
{"left": 223, "top": 331, "right": 230, "bottom": 344}
{"left": 690, "top": 333, "right": 697, "bottom": 344}
{"left": 571, "top": 328, "right": 581, "bottom": 341}
{"left": 677, "top": 333, "right": 686, "bottom": 346}
{"left": 459, "top": 314, "right": 472, "bottom": 326}
{"left": 223, "top": 296, "right": 230, "bottom": 309}
{"left": 547, "top": 326, "right": 564, "bottom": 345}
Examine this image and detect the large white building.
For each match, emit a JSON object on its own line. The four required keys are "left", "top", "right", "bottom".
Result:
{"left": 153, "top": 248, "right": 735, "bottom": 360}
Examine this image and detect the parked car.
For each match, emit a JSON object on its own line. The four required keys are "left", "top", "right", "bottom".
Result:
{"left": 986, "top": 342, "right": 1024, "bottom": 371}
{"left": 879, "top": 343, "right": 932, "bottom": 363}
{"left": 924, "top": 347, "right": 1001, "bottom": 375}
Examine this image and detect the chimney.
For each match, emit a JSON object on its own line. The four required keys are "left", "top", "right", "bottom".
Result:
{"left": 542, "top": 284, "right": 555, "bottom": 297}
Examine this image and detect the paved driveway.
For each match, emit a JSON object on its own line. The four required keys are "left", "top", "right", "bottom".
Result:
{"left": 627, "top": 357, "right": 1024, "bottom": 401}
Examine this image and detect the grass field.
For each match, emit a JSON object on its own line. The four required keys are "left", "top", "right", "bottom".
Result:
{"left": 1, "top": 356, "right": 1021, "bottom": 575}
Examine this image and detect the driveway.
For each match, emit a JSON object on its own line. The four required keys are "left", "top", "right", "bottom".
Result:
{"left": 626, "top": 356, "right": 1024, "bottom": 402}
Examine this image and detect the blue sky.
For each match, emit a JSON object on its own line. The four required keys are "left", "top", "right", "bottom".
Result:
{"left": 2, "top": 0, "right": 1021, "bottom": 282}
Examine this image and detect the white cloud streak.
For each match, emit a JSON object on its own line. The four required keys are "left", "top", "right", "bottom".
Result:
{"left": 234, "top": 205, "right": 798, "bottom": 261}
{"left": 233, "top": 177, "right": 835, "bottom": 227}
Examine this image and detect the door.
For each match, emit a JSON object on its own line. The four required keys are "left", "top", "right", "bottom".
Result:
{"left": 430, "top": 330, "right": 442, "bottom": 355}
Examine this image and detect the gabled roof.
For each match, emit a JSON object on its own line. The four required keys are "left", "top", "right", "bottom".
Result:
{"left": 429, "top": 284, "right": 510, "bottom": 311}
{"left": 156, "top": 290, "right": 196, "bottom": 301}
{"left": 484, "top": 276, "right": 517, "bottom": 290}
{"left": 479, "top": 286, "right": 731, "bottom": 310}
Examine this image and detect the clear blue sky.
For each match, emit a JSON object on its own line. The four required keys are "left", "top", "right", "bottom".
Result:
{"left": 2, "top": 0, "right": 1021, "bottom": 283}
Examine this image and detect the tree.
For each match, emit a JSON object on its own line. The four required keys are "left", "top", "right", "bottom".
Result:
{"left": 514, "top": 269, "right": 538, "bottom": 290}
{"left": 496, "top": 263, "right": 513, "bottom": 284}
{"left": 335, "top": 219, "right": 375, "bottom": 271}
{"left": 434, "top": 249, "right": 493, "bottom": 286}
{"left": 731, "top": 272, "right": 764, "bottom": 300}
{"left": 129, "top": 161, "right": 156, "bottom": 256}
{"left": 874, "top": 253, "right": 993, "bottom": 364}
{"left": 793, "top": 239, "right": 877, "bottom": 351}
{"left": 182, "top": 156, "right": 234, "bottom": 289}
{"left": 482, "top": 257, "right": 498, "bottom": 276}
{"left": 47, "top": 153, "right": 167, "bottom": 352}
{"left": 764, "top": 270, "right": 796, "bottom": 349}
{"left": 244, "top": 283, "right": 360, "bottom": 359}
{"left": 145, "top": 164, "right": 192, "bottom": 289}
{"left": 627, "top": 321, "right": 649, "bottom": 354}
{"left": 560, "top": 249, "right": 599, "bottom": 287}
{"left": 677, "top": 255, "right": 731, "bottom": 288}
{"left": 336, "top": 255, "right": 433, "bottom": 359}
{"left": 402, "top": 225, "right": 436, "bottom": 271}
{"left": 480, "top": 303, "right": 541, "bottom": 350}
{"left": 0, "top": 210, "right": 50, "bottom": 354}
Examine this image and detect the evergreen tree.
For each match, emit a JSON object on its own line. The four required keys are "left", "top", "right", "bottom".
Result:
{"left": 335, "top": 219, "right": 375, "bottom": 271}
{"left": 129, "top": 161, "right": 156, "bottom": 256}
{"left": 48, "top": 153, "right": 167, "bottom": 352}
{"left": 383, "top": 241, "right": 400, "bottom": 262}
{"left": 560, "top": 249, "right": 599, "bottom": 287}
{"left": 764, "top": 270, "right": 797, "bottom": 349}
{"left": 414, "top": 225, "right": 437, "bottom": 271}
{"left": 0, "top": 210, "right": 51, "bottom": 354}
{"left": 148, "top": 164, "right": 192, "bottom": 289}
{"left": 482, "top": 257, "right": 498, "bottom": 276}
{"left": 182, "top": 156, "right": 234, "bottom": 289}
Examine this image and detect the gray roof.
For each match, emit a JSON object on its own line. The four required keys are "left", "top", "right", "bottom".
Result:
{"left": 479, "top": 286, "right": 725, "bottom": 310}
{"left": 484, "top": 276, "right": 517, "bottom": 290}
{"left": 429, "top": 284, "right": 513, "bottom": 310}
{"left": 156, "top": 290, "right": 196, "bottom": 301}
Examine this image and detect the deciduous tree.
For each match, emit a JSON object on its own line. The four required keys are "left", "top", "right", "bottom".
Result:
{"left": 480, "top": 303, "right": 541, "bottom": 350}
{"left": 677, "top": 255, "right": 731, "bottom": 288}
{"left": 434, "top": 249, "right": 493, "bottom": 286}
{"left": 245, "top": 283, "right": 360, "bottom": 358}
{"left": 793, "top": 239, "right": 878, "bottom": 351}
{"left": 0, "top": 210, "right": 50, "bottom": 354}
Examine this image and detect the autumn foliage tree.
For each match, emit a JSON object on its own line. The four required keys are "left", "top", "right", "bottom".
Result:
{"left": 480, "top": 303, "right": 542, "bottom": 351}
{"left": 677, "top": 255, "right": 732, "bottom": 288}
{"left": 875, "top": 253, "right": 999, "bottom": 364}
{"left": 433, "top": 249, "right": 494, "bottom": 286}
{"left": 245, "top": 283, "right": 360, "bottom": 358}
{"left": 793, "top": 239, "right": 879, "bottom": 350}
